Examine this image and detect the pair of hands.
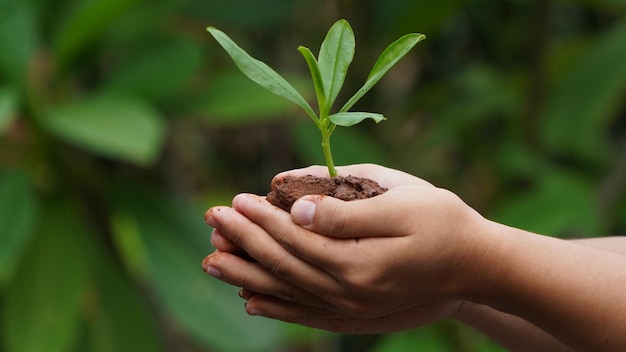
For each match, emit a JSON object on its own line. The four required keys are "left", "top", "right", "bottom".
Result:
{"left": 203, "top": 164, "right": 487, "bottom": 333}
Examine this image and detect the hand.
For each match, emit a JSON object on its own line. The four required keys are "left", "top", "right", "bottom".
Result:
{"left": 204, "top": 164, "right": 489, "bottom": 332}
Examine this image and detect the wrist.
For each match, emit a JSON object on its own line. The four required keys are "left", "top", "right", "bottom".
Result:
{"left": 444, "top": 211, "right": 505, "bottom": 302}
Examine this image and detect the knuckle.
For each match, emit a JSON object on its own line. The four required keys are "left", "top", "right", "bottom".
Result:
{"left": 277, "top": 234, "right": 300, "bottom": 258}
{"left": 265, "top": 257, "right": 288, "bottom": 279}
{"left": 334, "top": 298, "right": 374, "bottom": 318}
{"left": 275, "top": 284, "right": 297, "bottom": 302}
{"left": 325, "top": 202, "right": 347, "bottom": 235}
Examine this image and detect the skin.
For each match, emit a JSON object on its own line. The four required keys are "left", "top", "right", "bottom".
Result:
{"left": 202, "top": 164, "right": 626, "bottom": 351}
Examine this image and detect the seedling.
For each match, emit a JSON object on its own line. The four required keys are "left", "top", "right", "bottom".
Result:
{"left": 207, "top": 20, "right": 425, "bottom": 177}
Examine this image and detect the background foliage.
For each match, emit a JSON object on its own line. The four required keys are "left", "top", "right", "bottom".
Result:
{"left": 1, "top": 0, "right": 625, "bottom": 351}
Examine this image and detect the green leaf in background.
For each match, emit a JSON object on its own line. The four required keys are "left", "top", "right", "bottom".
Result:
{"left": 102, "top": 37, "right": 203, "bottom": 102}
{"left": 111, "top": 187, "right": 285, "bottom": 351}
{"left": 341, "top": 33, "right": 426, "bottom": 112}
{"left": 194, "top": 71, "right": 310, "bottom": 125}
{"left": 0, "top": 0, "right": 38, "bottom": 88}
{"left": 53, "top": 0, "right": 141, "bottom": 67}
{"left": 2, "top": 201, "right": 89, "bottom": 352}
{"left": 541, "top": 21, "right": 626, "bottom": 160}
{"left": 329, "top": 112, "right": 386, "bottom": 127}
{"left": 318, "top": 19, "right": 355, "bottom": 113}
{"left": 193, "top": 0, "right": 297, "bottom": 29}
{"left": 0, "top": 87, "right": 18, "bottom": 136}
{"left": 293, "top": 122, "right": 387, "bottom": 166}
{"left": 88, "top": 246, "right": 163, "bottom": 352}
{"left": 372, "top": 326, "right": 454, "bottom": 352}
{"left": 0, "top": 170, "right": 38, "bottom": 284}
{"left": 491, "top": 167, "right": 603, "bottom": 237}
{"left": 42, "top": 95, "right": 165, "bottom": 166}
{"left": 207, "top": 26, "right": 318, "bottom": 122}
{"left": 372, "top": 324, "right": 506, "bottom": 352}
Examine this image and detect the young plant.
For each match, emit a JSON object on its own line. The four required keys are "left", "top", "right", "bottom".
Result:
{"left": 207, "top": 19, "right": 425, "bottom": 177}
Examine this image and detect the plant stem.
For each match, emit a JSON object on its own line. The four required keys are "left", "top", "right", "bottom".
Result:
{"left": 321, "top": 123, "right": 338, "bottom": 178}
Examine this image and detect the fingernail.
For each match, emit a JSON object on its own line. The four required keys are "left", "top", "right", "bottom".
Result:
{"left": 239, "top": 288, "right": 255, "bottom": 300}
{"left": 210, "top": 229, "right": 224, "bottom": 247}
{"left": 201, "top": 255, "right": 210, "bottom": 272}
{"left": 206, "top": 265, "right": 222, "bottom": 278}
{"left": 291, "top": 198, "right": 316, "bottom": 226}
{"left": 206, "top": 216, "right": 218, "bottom": 228}
{"left": 205, "top": 209, "right": 220, "bottom": 228}
{"left": 249, "top": 308, "right": 264, "bottom": 316}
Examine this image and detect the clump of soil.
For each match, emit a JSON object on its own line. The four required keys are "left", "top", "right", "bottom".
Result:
{"left": 267, "top": 175, "right": 388, "bottom": 212}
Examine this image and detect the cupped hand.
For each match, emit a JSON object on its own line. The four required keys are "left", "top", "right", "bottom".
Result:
{"left": 203, "top": 164, "right": 488, "bottom": 332}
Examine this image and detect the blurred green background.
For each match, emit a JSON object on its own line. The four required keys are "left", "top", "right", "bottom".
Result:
{"left": 1, "top": 0, "right": 625, "bottom": 351}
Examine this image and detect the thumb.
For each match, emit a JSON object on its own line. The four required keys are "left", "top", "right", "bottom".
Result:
{"left": 290, "top": 194, "right": 399, "bottom": 238}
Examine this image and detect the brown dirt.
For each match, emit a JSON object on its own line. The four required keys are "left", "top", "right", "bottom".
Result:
{"left": 267, "top": 175, "right": 388, "bottom": 212}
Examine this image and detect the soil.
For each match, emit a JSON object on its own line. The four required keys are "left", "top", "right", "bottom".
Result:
{"left": 267, "top": 175, "right": 388, "bottom": 212}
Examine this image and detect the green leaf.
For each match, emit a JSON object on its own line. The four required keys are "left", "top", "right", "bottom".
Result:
{"left": 2, "top": 201, "right": 89, "bottom": 352}
{"left": 88, "top": 246, "right": 163, "bottom": 352}
{"left": 0, "top": 0, "right": 38, "bottom": 88}
{"left": 293, "top": 122, "right": 387, "bottom": 166}
{"left": 192, "top": 71, "right": 312, "bottom": 125}
{"left": 112, "top": 187, "right": 285, "bottom": 351}
{"left": 341, "top": 33, "right": 425, "bottom": 112}
{"left": 207, "top": 26, "right": 317, "bottom": 121}
{"left": 318, "top": 19, "right": 355, "bottom": 113}
{"left": 491, "top": 168, "right": 603, "bottom": 237}
{"left": 540, "top": 21, "right": 626, "bottom": 160}
{"left": 102, "top": 37, "right": 203, "bottom": 102}
{"left": 53, "top": 0, "right": 141, "bottom": 66}
{"left": 0, "top": 87, "right": 18, "bottom": 136}
{"left": 329, "top": 112, "right": 386, "bottom": 127}
{"left": 42, "top": 95, "right": 165, "bottom": 166}
{"left": 0, "top": 170, "right": 38, "bottom": 284}
{"left": 298, "top": 46, "right": 325, "bottom": 120}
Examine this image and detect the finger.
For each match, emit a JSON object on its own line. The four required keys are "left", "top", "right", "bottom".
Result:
{"left": 244, "top": 294, "right": 347, "bottom": 324}
{"left": 232, "top": 193, "right": 351, "bottom": 272}
{"left": 245, "top": 295, "right": 453, "bottom": 334}
{"left": 210, "top": 228, "right": 245, "bottom": 254}
{"left": 290, "top": 188, "right": 415, "bottom": 238}
{"left": 202, "top": 251, "right": 331, "bottom": 309}
{"left": 206, "top": 203, "right": 339, "bottom": 298}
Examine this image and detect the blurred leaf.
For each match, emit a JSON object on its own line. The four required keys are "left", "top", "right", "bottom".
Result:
{"left": 0, "top": 87, "right": 18, "bottom": 136}
{"left": 541, "top": 21, "right": 626, "bottom": 160}
{"left": 371, "top": 326, "right": 454, "bottom": 352}
{"left": 194, "top": 71, "right": 310, "bottom": 125}
{"left": 42, "top": 95, "right": 165, "bottom": 166}
{"left": 293, "top": 122, "right": 387, "bottom": 166}
{"left": 372, "top": 324, "right": 506, "bottom": 352}
{"left": 111, "top": 187, "right": 285, "bottom": 351}
{"left": 53, "top": 0, "right": 141, "bottom": 66}
{"left": 192, "top": 0, "right": 297, "bottom": 28}
{"left": 439, "top": 65, "right": 519, "bottom": 127}
{"left": 88, "top": 246, "right": 163, "bottom": 352}
{"left": 491, "top": 168, "right": 603, "bottom": 237}
{"left": 374, "top": 0, "right": 457, "bottom": 37}
{"left": 0, "top": 170, "right": 38, "bottom": 284}
{"left": 103, "top": 37, "right": 202, "bottom": 102}
{"left": 110, "top": 211, "right": 151, "bottom": 280}
{"left": 2, "top": 201, "right": 90, "bottom": 352}
{"left": 0, "top": 0, "right": 38, "bottom": 88}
